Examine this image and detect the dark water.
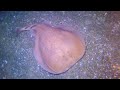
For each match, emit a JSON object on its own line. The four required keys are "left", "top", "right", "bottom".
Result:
{"left": 0, "top": 11, "right": 120, "bottom": 79}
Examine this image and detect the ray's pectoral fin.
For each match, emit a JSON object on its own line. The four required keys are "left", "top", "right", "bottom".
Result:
{"left": 33, "top": 32, "right": 56, "bottom": 74}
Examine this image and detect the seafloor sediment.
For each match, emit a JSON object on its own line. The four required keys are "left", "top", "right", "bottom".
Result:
{"left": 0, "top": 11, "right": 120, "bottom": 79}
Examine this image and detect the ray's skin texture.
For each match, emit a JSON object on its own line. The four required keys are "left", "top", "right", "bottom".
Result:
{"left": 18, "top": 24, "right": 86, "bottom": 74}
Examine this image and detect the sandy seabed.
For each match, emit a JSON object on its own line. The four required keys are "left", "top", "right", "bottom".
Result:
{"left": 0, "top": 11, "right": 120, "bottom": 79}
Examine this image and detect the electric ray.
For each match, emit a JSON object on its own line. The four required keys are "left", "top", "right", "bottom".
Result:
{"left": 18, "top": 24, "right": 86, "bottom": 74}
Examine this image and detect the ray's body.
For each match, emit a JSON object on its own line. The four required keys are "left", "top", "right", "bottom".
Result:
{"left": 18, "top": 24, "right": 86, "bottom": 74}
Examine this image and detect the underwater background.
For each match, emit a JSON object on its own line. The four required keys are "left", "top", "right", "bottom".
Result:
{"left": 0, "top": 11, "right": 120, "bottom": 79}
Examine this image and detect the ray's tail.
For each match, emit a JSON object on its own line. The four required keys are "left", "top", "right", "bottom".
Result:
{"left": 16, "top": 24, "right": 37, "bottom": 36}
